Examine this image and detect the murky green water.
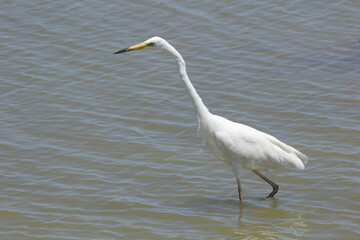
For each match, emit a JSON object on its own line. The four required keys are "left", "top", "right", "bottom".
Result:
{"left": 1, "top": 0, "right": 359, "bottom": 239}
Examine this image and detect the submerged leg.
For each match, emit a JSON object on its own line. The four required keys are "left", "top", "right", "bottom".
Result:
{"left": 231, "top": 161, "right": 243, "bottom": 204}
{"left": 252, "top": 170, "right": 279, "bottom": 198}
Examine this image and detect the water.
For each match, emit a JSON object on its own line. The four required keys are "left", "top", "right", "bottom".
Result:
{"left": 1, "top": 0, "right": 359, "bottom": 239}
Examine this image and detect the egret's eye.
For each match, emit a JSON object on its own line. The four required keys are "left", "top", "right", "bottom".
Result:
{"left": 148, "top": 42, "right": 155, "bottom": 46}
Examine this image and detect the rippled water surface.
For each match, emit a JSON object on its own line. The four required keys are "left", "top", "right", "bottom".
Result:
{"left": 1, "top": 0, "right": 359, "bottom": 239}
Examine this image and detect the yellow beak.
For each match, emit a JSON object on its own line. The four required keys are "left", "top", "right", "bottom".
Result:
{"left": 114, "top": 41, "right": 152, "bottom": 54}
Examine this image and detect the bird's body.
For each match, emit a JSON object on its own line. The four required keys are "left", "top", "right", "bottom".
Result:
{"left": 115, "top": 36, "right": 308, "bottom": 204}
{"left": 199, "top": 113, "right": 307, "bottom": 170}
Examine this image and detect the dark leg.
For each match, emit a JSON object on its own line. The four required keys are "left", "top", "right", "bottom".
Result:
{"left": 252, "top": 170, "right": 279, "bottom": 198}
{"left": 230, "top": 161, "right": 243, "bottom": 205}
{"left": 236, "top": 178, "right": 243, "bottom": 204}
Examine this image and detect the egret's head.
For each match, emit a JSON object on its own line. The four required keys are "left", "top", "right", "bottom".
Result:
{"left": 114, "top": 36, "right": 164, "bottom": 54}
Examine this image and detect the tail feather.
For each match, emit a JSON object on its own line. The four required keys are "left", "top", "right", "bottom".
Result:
{"left": 264, "top": 133, "right": 309, "bottom": 169}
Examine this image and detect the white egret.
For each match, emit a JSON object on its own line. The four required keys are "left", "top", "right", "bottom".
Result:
{"left": 114, "top": 36, "right": 309, "bottom": 204}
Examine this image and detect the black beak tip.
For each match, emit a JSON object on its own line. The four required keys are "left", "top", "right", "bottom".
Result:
{"left": 114, "top": 48, "right": 127, "bottom": 54}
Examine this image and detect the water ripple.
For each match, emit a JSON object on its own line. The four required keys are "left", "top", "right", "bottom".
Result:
{"left": 1, "top": 0, "right": 359, "bottom": 239}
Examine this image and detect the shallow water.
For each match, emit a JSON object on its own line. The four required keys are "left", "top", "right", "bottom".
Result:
{"left": 1, "top": 0, "right": 359, "bottom": 239}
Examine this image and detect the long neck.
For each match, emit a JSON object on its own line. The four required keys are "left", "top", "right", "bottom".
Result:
{"left": 162, "top": 41, "right": 210, "bottom": 118}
